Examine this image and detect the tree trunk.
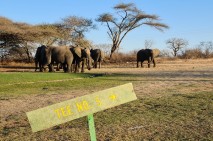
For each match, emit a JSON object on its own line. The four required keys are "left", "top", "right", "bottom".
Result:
{"left": 24, "top": 42, "right": 32, "bottom": 63}
{"left": 110, "top": 42, "right": 118, "bottom": 60}
{"left": 173, "top": 48, "right": 178, "bottom": 57}
{"left": 174, "top": 51, "right": 177, "bottom": 57}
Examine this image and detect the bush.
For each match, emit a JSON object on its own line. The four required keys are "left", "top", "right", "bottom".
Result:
{"left": 181, "top": 48, "right": 203, "bottom": 59}
{"left": 109, "top": 51, "right": 137, "bottom": 63}
{"left": 180, "top": 48, "right": 213, "bottom": 59}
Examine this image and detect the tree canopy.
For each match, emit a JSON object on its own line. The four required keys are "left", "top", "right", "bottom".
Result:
{"left": 97, "top": 3, "right": 169, "bottom": 59}
{"left": 166, "top": 38, "right": 188, "bottom": 57}
{"left": 0, "top": 16, "right": 95, "bottom": 62}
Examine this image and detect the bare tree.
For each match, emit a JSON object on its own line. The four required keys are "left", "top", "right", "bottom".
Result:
{"left": 166, "top": 38, "right": 188, "bottom": 57}
{"left": 159, "top": 49, "right": 172, "bottom": 57}
{"left": 198, "top": 41, "right": 213, "bottom": 58}
{"left": 93, "top": 43, "right": 111, "bottom": 56}
{"left": 97, "top": 3, "right": 169, "bottom": 59}
{"left": 144, "top": 40, "right": 154, "bottom": 49}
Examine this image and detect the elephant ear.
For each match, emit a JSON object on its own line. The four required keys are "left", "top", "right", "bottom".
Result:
{"left": 84, "top": 48, "right": 91, "bottom": 57}
{"left": 100, "top": 50, "right": 105, "bottom": 58}
{"left": 152, "top": 49, "right": 160, "bottom": 57}
{"left": 73, "top": 47, "right": 82, "bottom": 58}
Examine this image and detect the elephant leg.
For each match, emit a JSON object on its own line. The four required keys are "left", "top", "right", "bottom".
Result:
{"left": 42, "top": 68, "right": 45, "bottom": 72}
{"left": 74, "top": 60, "right": 80, "bottom": 73}
{"left": 67, "top": 64, "right": 71, "bottom": 73}
{"left": 137, "top": 61, "right": 139, "bottom": 68}
{"left": 92, "top": 61, "right": 95, "bottom": 68}
{"left": 153, "top": 59, "right": 156, "bottom": 67}
{"left": 39, "top": 62, "right": 42, "bottom": 72}
{"left": 74, "top": 64, "right": 78, "bottom": 73}
{"left": 66, "top": 58, "right": 72, "bottom": 73}
{"left": 62, "top": 64, "right": 67, "bottom": 72}
{"left": 71, "top": 64, "right": 73, "bottom": 72}
{"left": 148, "top": 62, "right": 150, "bottom": 68}
{"left": 92, "top": 62, "right": 95, "bottom": 68}
{"left": 48, "top": 64, "right": 51, "bottom": 72}
{"left": 38, "top": 64, "right": 42, "bottom": 72}
{"left": 72, "top": 63, "right": 76, "bottom": 72}
{"left": 94, "top": 61, "right": 96, "bottom": 68}
{"left": 81, "top": 60, "right": 85, "bottom": 73}
{"left": 74, "top": 63, "right": 77, "bottom": 73}
{"left": 77, "top": 62, "right": 80, "bottom": 72}
{"left": 43, "top": 65, "right": 48, "bottom": 72}
{"left": 148, "top": 58, "right": 151, "bottom": 68}
{"left": 141, "top": 61, "right": 144, "bottom": 68}
{"left": 95, "top": 61, "right": 98, "bottom": 68}
{"left": 49, "top": 64, "right": 55, "bottom": 72}
{"left": 56, "top": 63, "right": 60, "bottom": 71}
{"left": 99, "top": 61, "right": 101, "bottom": 69}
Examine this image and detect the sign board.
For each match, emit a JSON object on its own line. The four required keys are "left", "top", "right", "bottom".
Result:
{"left": 26, "top": 83, "right": 137, "bottom": 132}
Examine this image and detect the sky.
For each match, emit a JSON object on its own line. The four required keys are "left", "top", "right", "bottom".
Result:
{"left": 0, "top": 0, "right": 213, "bottom": 53}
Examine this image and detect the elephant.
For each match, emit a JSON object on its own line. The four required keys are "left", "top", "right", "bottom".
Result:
{"left": 34, "top": 45, "right": 46, "bottom": 72}
{"left": 137, "top": 49, "right": 160, "bottom": 68}
{"left": 90, "top": 49, "right": 105, "bottom": 69}
{"left": 37, "top": 45, "right": 74, "bottom": 72}
{"left": 71, "top": 46, "right": 92, "bottom": 73}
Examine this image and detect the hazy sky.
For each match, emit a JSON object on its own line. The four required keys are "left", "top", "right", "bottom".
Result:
{"left": 1, "top": 0, "right": 212, "bottom": 52}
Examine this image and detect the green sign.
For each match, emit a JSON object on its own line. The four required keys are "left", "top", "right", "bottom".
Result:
{"left": 26, "top": 83, "right": 137, "bottom": 132}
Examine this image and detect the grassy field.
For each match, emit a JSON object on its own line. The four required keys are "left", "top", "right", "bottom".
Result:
{"left": 0, "top": 59, "right": 213, "bottom": 140}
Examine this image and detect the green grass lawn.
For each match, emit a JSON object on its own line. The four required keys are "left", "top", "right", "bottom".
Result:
{"left": 0, "top": 72, "right": 213, "bottom": 140}
{"left": 0, "top": 72, "right": 125, "bottom": 98}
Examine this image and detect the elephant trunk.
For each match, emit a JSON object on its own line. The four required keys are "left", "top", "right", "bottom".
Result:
{"left": 43, "top": 56, "right": 51, "bottom": 68}
{"left": 42, "top": 62, "right": 49, "bottom": 72}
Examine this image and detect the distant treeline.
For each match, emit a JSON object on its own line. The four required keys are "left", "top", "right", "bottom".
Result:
{"left": 0, "top": 16, "right": 95, "bottom": 63}
{"left": 1, "top": 11, "right": 212, "bottom": 64}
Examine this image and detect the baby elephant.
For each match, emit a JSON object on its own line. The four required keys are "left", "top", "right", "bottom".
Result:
{"left": 137, "top": 49, "right": 160, "bottom": 68}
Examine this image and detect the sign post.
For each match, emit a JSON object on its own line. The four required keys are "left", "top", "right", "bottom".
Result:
{"left": 26, "top": 83, "right": 137, "bottom": 139}
{"left": 88, "top": 114, "right": 97, "bottom": 141}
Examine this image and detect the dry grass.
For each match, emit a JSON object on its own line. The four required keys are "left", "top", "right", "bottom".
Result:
{"left": 0, "top": 58, "right": 213, "bottom": 140}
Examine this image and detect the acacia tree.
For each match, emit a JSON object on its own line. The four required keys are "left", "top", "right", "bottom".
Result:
{"left": 166, "top": 38, "right": 188, "bottom": 57}
{"left": 97, "top": 3, "right": 169, "bottom": 59}
{"left": 35, "top": 24, "right": 65, "bottom": 46}
{"left": 61, "top": 16, "right": 96, "bottom": 47}
{"left": 0, "top": 17, "right": 33, "bottom": 62}
{"left": 0, "top": 17, "right": 61, "bottom": 62}
{"left": 0, "top": 17, "right": 22, "bottom": 49}
{"left": 0, "top": 16, "right": 96, "bottom": 62}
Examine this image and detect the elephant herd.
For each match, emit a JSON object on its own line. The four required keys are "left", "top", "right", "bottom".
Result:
{"left": 34, "top": 46, "right": 160, "bottom": 73}
{"left": 34, "top": 45, "right": 105, "bottom": 73}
